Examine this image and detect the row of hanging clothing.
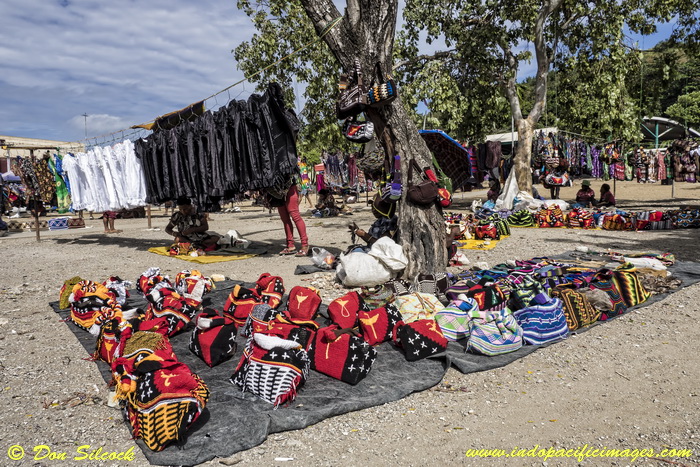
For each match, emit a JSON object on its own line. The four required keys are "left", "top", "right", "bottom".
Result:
{"left": 456, "top": 141, "right": 504, "bottom": 186}
{"left": 8, "top": 141, "right": 148, "bottom": 215}
{"left": 62, "top": 139, "right": 148, "bottom": 212}
{"left": 532, "top": 131, "right": 700, "bottom": 184}
{"left": 10, "top": 152, "right": 72, "bottom": 213}
{"left": 133, "top": 83, "right": 301, "bottom": 211}
{"left": 316, "top": 151, "right": 360, "bottom": 192}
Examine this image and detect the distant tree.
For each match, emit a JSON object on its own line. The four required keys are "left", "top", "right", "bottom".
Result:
{"left": 666, "top": 91, "right": 700, "bottom": 128}
{"left": 402, "top": 0, "right": 700, "bottom": 190}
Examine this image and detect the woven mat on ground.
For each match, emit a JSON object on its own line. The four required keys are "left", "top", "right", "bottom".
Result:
{"left": 148, "top": 245, "right": 267, "bottom": 263}
{"left": 457, "top": 238, "right": 503, "bottom": 250}
{"left": 50, "top": 257, "right": 700, "bottom": 466}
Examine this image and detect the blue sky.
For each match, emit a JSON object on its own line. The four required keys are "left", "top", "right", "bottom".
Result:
{"left": 0, "top": 1, "right": 676, "bottom": 144}
{"left": 0, "top": 0, "right": 255, "bottom": 143}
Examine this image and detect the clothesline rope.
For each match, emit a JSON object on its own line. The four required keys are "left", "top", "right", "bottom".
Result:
{"left": 66, "top": 16, "right": 344, "bottom": 149}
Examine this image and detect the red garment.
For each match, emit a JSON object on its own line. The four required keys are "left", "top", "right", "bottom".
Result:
{"left": 277, "top": 185, "right": 308, "bottom": 249}
{"left": 600, "top": 191, "right": 616, "bottom": 206}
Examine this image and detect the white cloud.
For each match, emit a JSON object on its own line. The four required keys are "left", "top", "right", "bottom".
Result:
{"left": 67, "top": 113, "right": 133, "bottom": 137}
{"left": 0, "top": 0, "right": 256, "bottom": 141}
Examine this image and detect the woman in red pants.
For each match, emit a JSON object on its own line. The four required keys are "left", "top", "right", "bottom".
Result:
{"left": 277, "top": 184, "right": 309, "bottom": 256}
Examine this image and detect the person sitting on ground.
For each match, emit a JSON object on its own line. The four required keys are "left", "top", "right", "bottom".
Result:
{"left": 312, "top": 188, "right": 339, "bottom": 217}
{"left": 574, "top": 180, "right": 596, "bottom": 208}
{"left": 165, "top": 197, "right": 220, "bottom": 249}
{"left": 102, "top": 210, "right": 121, "bottom": 233}
{"left": 487, "top": 180, "right": 501, "bottom": 202}
{"left": 597, "top": 183, "right": 616, "bottom": 207}
{"left": 348, "top": 195, "right": 397, "bottom": 247}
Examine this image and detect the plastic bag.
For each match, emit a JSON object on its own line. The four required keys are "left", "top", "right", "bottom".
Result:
{"left": 337, "top": 252, "right": 392, "bottom": 287}
{"left": 471, "top": 199, "right": 483, "bottom": 213}
{"left": 368, "top": 236, "right": 408, "bottom": 273}
{"left": 311, "top": 247, "right": 335, "bottom": 269}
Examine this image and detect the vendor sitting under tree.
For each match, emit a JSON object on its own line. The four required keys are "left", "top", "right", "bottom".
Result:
{"left": 165, "top": 197, "right": 220, "bottom": 249}
{"left": 348, "top": 195, "right": 398, "bottom": 247}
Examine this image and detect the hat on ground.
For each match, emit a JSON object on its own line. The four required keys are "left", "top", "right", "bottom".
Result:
{"left": 581, "top": 180, "right": 591, "bottom": 187}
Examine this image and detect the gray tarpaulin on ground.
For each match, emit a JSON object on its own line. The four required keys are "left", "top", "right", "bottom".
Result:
{"left": 50, "top": 258, "right": 700, "bottom": 466}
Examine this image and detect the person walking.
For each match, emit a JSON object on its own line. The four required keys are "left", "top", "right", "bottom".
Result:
{"left": 276, "top": 184, "right": 309, "bottom": 256}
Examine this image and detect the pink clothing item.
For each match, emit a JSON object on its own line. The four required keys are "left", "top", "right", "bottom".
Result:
{"left": 277, "top": 185, "right": 308, "bottom": 249}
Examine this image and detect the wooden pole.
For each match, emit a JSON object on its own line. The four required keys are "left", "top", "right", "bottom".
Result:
{"left": 147, "top": 204, "right": 152, "bottom": 228}
{"left": 29, "top": 150, "right": 41, "bottom": 242}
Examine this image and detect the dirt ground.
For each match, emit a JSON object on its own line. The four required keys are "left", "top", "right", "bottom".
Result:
{"left": 0, "top": 180, "right": 699, "bottom": 467}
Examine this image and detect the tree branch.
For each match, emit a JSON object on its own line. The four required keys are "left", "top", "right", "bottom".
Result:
{"left": 392, "top": 50, "right": 456, "bottom": 71}
{"left": 501, "top": 44, "right": 523, "bottom": 122}
{"left": 529, "top": 0, "right": 564, "bottom": 123}
{"left": 298, "top": 0, "right": 350, "bottom": 67}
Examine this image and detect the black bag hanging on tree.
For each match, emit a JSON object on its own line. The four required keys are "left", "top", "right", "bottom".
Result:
{"left": 336, "top": 58, "right": 369, "bottom": 119}
{"left": 406, "top": 158, "right": 439, "bottom": 206}
{"left": 342, "top": 113, "right": 375, "bottom": 143}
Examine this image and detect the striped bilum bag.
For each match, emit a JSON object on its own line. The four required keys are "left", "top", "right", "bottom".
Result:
{"left": 512, "top": 296, "right": 569, "bottom": 345}
{"left": 466, "top": 308, "right": 524, "bottom": 356}
{"left": 551, "top": 287, "right": 601, "bottom": 331}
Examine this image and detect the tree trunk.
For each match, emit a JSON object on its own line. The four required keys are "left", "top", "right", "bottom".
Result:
{"left": 513, "top": 118, "right": 534, "bottom": 193}
{"left": 299, "top": 0, "right": 447, "bottom": 276}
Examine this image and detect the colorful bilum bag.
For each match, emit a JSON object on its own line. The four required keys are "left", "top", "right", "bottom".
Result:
{"left": 94, "top": 318, "right": 123, "bottom": 364}
{"left": 475, "top": 223, "right": 500, "bottom": 240}
{"left": 309, "top": 326, "right": 377, "bottom": 385}
{"left": 393, "top": 292, "right": 445, "bottom": 323}
{"left": 223, "top": 273, "right": 285, "bottom": 327}
{"left": 112, "top": 334, "right": 208, "bottom": 452}
{"left": 327, "top": 291, "right": 367, "bottom": 329}
{"left": 336, "top": 58, "right": 369, "bottom": 119}
{"left": 673, "top": 208, "right": 700, "bottom": 229}
{"left": 588, "top": 270, "right": 628, "bottom": 319}
{"left": 69, "top": 280, "right": 123, "bottom": 334}
{"left": 551, "top": 288, "right": 601, "bottom": 331}
{"left": 122, "top": 361, "right": 209, "bottom": 452}
{"left": 465, "top": 280, "right": 508, "bottom": 312}
{"left": 507, "top": 210, "right": 536, "bottom": 227}
{"left": 602, "top": 213, "right": 632, "bottom": 231}
{"left": 367, "top": 62, "right": 397, "bottom": 108}
{"left": 535, "top": 205, "right": 565, "bottom": 228}
{"left": 360, "top": 284, "right": 395, "bottom": 309}
{"left": 508, "top": 275, "right": 549, "bottom": 311}
{"left": 393, "top": 319, "right": 448, "bottom": 361}
{"left": 343, "top": 113, "right": 374, "bottom": 143}
{"left": 611, "top": 263, "right": 651, "bottom": 307}
{"left": 406, "top": 158, "right": 439, "bottom": 206}
{"left": 434, "top": 297, "right": 478, "bottom": 341}
{"left": 380, "top": 154, "right": 403, "bottom": 202}
{"left": 240, "top": 303, "right": 282, "bottom": 338}
{"left": 146, "top": 285, "right": 198, "bottom": 337}
{"left": 466, "top": 308, "right": 524, "bottom": 356}
{"left": 189, "top": 308, "right": 238, "bottom": 367}
{"left": 231, "top": 333, "right": 309, "bottom": 407}
{"left": 174, "top": 269, "right": 213, "bottom": 308}
{"left": 567, "top": 208, "right": 594, "bottom": 229}
{"left": 358, "top": 303, "right": 404, "bottom": 346}
{"left": 512, "top": 297, "right": 569, "bottom": 345}
{"left": 544, "top": 171, "right": 570, "bottom": 187}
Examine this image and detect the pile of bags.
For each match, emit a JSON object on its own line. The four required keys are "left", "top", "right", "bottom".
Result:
{"left": 61, "top": 269, "right": 214, "bottom": 452}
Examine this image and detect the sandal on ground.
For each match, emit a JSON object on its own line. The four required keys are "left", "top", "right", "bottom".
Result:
{"left": 296, "top": 246, "right": 309, "bottom": 257}
{"left": 279, "top": 248, "right": 296, "bottom": 255}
